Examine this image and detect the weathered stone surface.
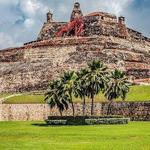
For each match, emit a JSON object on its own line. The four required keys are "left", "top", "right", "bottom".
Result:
{"left": 0, "top": 2, "right": 150, "bottom": 92}
{"left": 37, "top": 4, "right": 150, "bottom": 43}
{"left": 0, "top": 102, "right": 149, "bottom": 121}
{"left": 0, "top": 36, "right": 150, "bottom": 92}
{"left": 102, "top": 102, "right": 150, "bottom": 121}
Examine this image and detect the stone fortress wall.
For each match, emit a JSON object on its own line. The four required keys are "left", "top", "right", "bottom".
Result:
{"left": 0, "top": 102, "right": 149, "bottom": 121}
{"left": 0, "top": 36, "right": 150, "bottom": 92}
{"left": 0, "top": 2, "right": 150, "bottom": 92}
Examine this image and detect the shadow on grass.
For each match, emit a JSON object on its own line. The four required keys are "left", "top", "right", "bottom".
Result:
{"left": 31, "top": 122, "right": 89, "bottom": 127}
{"left": 31, "top": 123, "right": 49, "bottom": 127}
{"left": 31, "top": 123, "right": 128, "bottom": 127}
{"left": 31, "top": 123, "right": 68, "bottom": 127}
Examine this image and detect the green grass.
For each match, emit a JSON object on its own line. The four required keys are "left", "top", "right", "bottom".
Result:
{"left": 2, "top": 85, "right": 150, "bottom": 104}
{"left": 0, "top": 121, "right": 149, "bottom": 150}
{"left": 0, "top": 93, "right": 12, "bottom": 99}
{"left": 126, "top": 85, "right": 150, "bottom": 101}
{"left": 3, "top": 94, "right": 45, "bottom": 104}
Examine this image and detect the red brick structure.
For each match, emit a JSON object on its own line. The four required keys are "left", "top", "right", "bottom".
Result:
{"left": 0, "top": 2, "right": 149, "bottom": 92}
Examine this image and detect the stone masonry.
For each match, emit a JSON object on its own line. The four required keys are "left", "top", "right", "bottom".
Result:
{"left": 37, "top": 3, "right": 150, "bottom": 42}
{"left": 0, "top": 102, "right": 149, "bottom": 121}
{"left": 0, "top": 36, "right": 149, "bottom": 92}
{"left": 0, "top": 2, "right": 150, "bottom": 92}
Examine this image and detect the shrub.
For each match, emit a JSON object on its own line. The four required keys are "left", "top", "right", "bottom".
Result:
{"left": 85, "top": 118, "right": 130, "bottom": 125}
{"left": 47, "top": 115, "right": 123, "bottom": 120}
{"left": 46, "top": 116, "right": 129, "bottom": 125}
{"left": 47, "top": 116, "right": 87, "bottom": 125}
{"left": 45, "top": 119, "right": 67, "bottom": 125}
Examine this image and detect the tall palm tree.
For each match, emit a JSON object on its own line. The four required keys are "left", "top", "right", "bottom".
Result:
{"left": 44, "top": 80, "right": 69, "bottom": 116}
{"left": 75, "top": 68, "right": 89, "bottom": 116}
{"left": 86, "top": 60, "right": 109, "bottom": 115}
{"left": 104, "top": 69, "right": 130, "bottom": 115}
{"left": 61, "top": 71, "right": 78, "bottom": 116}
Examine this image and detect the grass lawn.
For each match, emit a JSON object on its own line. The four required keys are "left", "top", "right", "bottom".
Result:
{"left": 0, "top": 93, "right": 13, "bottom": 99}
{"left": 3, "top": 94, "right": 45, "bottom": 104}
{"left": 3, "top": 85, "right": 150, "bottom": 104}
{"left": 0, "top": 121, "right": 149, "bottom": 150}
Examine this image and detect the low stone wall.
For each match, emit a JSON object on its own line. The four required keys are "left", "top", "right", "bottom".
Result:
{"left": 0, "top": 103, "right": 101, "bottom": 121}
{"left": 102, "top": 102, "right": 150, "bottom": 121}
{"left": 0, "top": 102, "right": 149, "bottom": 121}
{"left": 0, "top": 104, "right": 50, "bottom": 121}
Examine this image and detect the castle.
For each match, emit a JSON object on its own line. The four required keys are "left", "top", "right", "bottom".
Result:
{"left": 0, "top": 2, "right": 150, "bottom": 92}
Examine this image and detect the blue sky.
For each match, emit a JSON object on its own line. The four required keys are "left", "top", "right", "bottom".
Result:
{"left": 0, "top": 0, "right": 150, "bottom": 49}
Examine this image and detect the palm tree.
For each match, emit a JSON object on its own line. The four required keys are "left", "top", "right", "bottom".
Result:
{"left": 61, "top": 71, "right": 78, "bottom": 116}
{"left": 86, "top": 60, "right": 109, "bottom": 115}
{"left": 75, "top": 68, "right": 89, "bottom": 116}
{"left": 44, "top": 80, "right": 69, "bottom": 116}
{"left": 104, "top": 69, "right": 130, "bottom": 115}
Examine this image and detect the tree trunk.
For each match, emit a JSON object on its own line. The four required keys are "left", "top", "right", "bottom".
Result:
{"left": 71, "top": 101, "right": 75, "bottom": 116}
{"left": 69, "top": 93, "right": 75, "bottom": 116}
{"left": 59, "top": 109, "right": 63, "bottom": 116}
{"left": 91, "top": 95, "right": 94, "bottom": 116}
{"left": 107, "top": 101, "right": 113, "bottom": 115}
{"left": 82, "top": 96, "right": 86, "bottom": 116}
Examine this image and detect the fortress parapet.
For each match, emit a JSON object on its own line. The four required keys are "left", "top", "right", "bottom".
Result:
{"left": 37, "top": 2, "right": 149, "bottom": 43}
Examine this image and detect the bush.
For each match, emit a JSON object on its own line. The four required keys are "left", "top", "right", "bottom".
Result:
{"left": 45, "top": 119, "right": 67, "bottom": 125}
{"left": 47, "top": 115, "right": 123, "bottom": 120}
{"left": 47, "top": 116, "right": 87, "bottom": 125}
{"left": 85, "top": 118, "right": 130, "bottom": 125}
{"left": 45, "top": 116, "right": 129, "bottom": 125}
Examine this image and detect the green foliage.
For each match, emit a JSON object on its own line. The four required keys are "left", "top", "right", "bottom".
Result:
{"left": 104, "top": 69, "right": 130, "bottom": 115}
{"left": 60, "top": 71, "right": 78, "bottom": 116}
{"left": 47, "top": 115, "right": 123, "bottom": 120}
{"left": 45, "top": 120, "right": 67, "bottom": 125}
{"left": 85, "top": 60, "right": 109, "bottom": 115}
{"left": 104, "top": 69, "right": 130, "bottom": 101}
{"left": 47, "top": 116, "right": 87, "bottom": 125}
{"left": 44, "top": 80, "right": 69, "bottom": 116}
{"left": 46, "top": 116, "right": 125, "bottom": 125}
{"left": 85, "top": 118, "right": 130, "bottom": 125}
{"left": 86, "top": 60, "right": 109, "bottom": 97}
{"left": 75, "top": 68, "right": 89, "bottom": 115}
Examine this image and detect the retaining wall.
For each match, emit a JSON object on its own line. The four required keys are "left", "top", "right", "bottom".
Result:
{"left": 0, "top": 102, "right": 149, "bottom": 121}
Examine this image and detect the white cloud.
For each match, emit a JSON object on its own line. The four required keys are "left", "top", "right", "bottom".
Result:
{"left": 100, "top": 0, "right": 134, "bottom": 15}
{"left": 0, "top": 32, "right": 21, "bottom": 49}
{"left": 24, "top": 18, "right": 35, "bottom": 28}
{"left": 19, "top": 0, "right": 48, "bottom": 18}
{"left": 80, "top": 0, "right": 134, "bottom": 15}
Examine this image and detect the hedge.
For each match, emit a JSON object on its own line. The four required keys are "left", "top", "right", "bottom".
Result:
{"left": 47, "top": 115, "right": 123, "bottom": 120}
{"left": 45, "top": 116, "right": 129, "bottom": 125}
{"left": 85, "top": 118, "right": 130, "bottom": 125}
{"left": 45, "top": 120, "right": 67, "bottom": 125}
